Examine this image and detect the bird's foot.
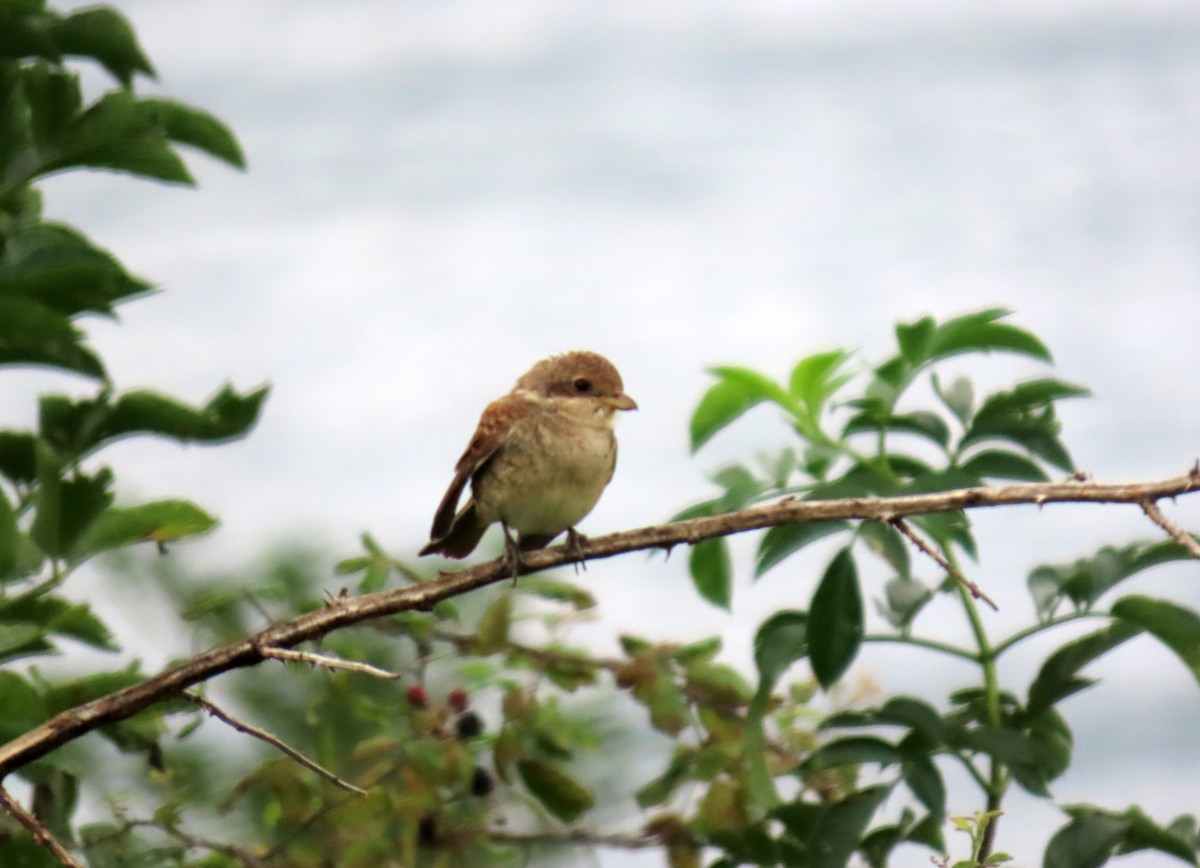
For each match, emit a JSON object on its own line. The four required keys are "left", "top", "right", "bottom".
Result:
{"left": 565, "top": 527, "right": 589, "bottom": 574}
{"left": 502, "top": 523, "right": 527, "bottom": 586}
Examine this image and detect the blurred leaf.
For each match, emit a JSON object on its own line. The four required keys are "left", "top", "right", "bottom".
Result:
{"left": 896, "top": 317, "right": 936, "bottom": 366}
{"left": 473, "top": 595, "right": 511, "bottom": 655}
{"left": 1029, "top": 541, "right": 1198, "bottom": 618}
{"left": 775, "top": 785, "right": 892, "bottom": 868}
{"left": 960, "top": 449, "right": 1049, "bottom": 482}
{"left": 858, "top": 521, "right": 910, "bottom": 577}
{"left": 636, "top": 749, "right": 694, "bottom": 808}
{"left": 903, "top": 757, "right": 945, "bottom": 816}
{"left": 1116, "top": 805, "right": 1199, "bottom": 864}
{"left": 809, "top": 548, "right": 863, "bottom": 689}
{"left": 975, "top": 378, "right": 1090, "bottom": 416}
{"left": 42, "top": 664, "right": 143, "bottom": 714}
{"left": 138, "top": 98, "right": 245, "bottom": 169}
{"left": 0, "top": 594, "right": 114, "bottom": 650}
{"left": 1043, "top": 810, "right": 1130, "bottom": 868}
{"left": 1111, "top": 596, "right": 1200, "bottom": 686}
{"left": 1027, "top": 621, "right": 1142, "bottom": 715}
{"left": 0, "top": 670, "right": 47, "bottom": 742}
{"left": 960, "top": 726, "right": 1049, "bottom": 797}
{"left": 71, "top": 499, "right": 217, "bottom": 560}
{"left": 685, "top": 663, "right": 752, "bottom": 708}
{"left": 789, "top": 349, "right": 855, "bottom": 418}
{"left": 928, "top": 308, "right": 1052, "bottom": 363}
{"left": 673, "top": 636, "right": 722, "bottom": 666}
{"left": 876, "top": 576, "right": 934, "bottom": 631}
{"left": 755, "top": 520, "right": 850, "bottom": 578}
{"left": 689, "top": 537, "right": 732, "bottom": 610}
{"left": 0, "top": 431, "right": 37, "bottom": 484}
{"left": 932, "top": 373, "right": 974, "bottom": 425}
{"left": 0, "top": 223, "right": 151, "bottom": 318}
{"left": 519, "top": 578, "right": 596, "bottom": 610}
{"left": 30, "top": 443, "right": 112, "bottom": 557}
{"left": 753, "top": 611, "right": 808, "bottom": 692}
{"left": 806, "top": 736, "right": 904, "bottom": 769}
{"left": 516, "top": 759, "right": 594, "bottom": 822}
{"left": 0, "top": 486, "right": 16, "bottom": 579}
{"left": 844, "top": 410, "right": 950, "bottom": 449}
{"left": 49, "top": 6, "right": 153, "bottom": 85}
{"left": 39, "top": 384, "right": 269, "bottom": 458}
{"left": 690, "top": 375, "right": 769, "bottom": 453}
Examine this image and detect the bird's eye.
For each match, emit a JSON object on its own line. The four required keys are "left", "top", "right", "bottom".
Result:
{"left": 573, "top": 378, "right": 592, "bottom": 393}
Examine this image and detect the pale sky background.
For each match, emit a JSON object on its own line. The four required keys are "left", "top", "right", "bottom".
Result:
{"left": 5, "top": 0, "right": 1200, "bottom": 865}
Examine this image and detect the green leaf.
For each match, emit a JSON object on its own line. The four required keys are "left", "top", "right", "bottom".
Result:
{"left": 518, "top": 578, "right": 596, "bottom": 610}
{"left": 29, "top": 443, "right": 113, "bottom": 557}
{"left": 1028, "top": 541, "right": 1196, "bottom": 617}
{"left": 636, "top": 749, "right": 694, "bottom": 808}
{"left": 0, "top": 222, "right": 152, "bottom": 317}
{"left": 903, "top": 757, "right": 945, "bottom": 816}
{"left": 877, "top": 576, "right": 933, "bottom": 629}
{"left": 753, "top": 611, "right": 808, "bottom": 692}
{"left": 896, "top": 317, "right": 936, "bottom": 366}
{"left": 516, "top": 759, "right": 594, "bottom": 822}
{"left": 929, "top": 308, "right": 1052, "bottom": 363}
{"left": 960, "top": 449, "right": 1049, "bottom": 482}
{"left": 672, "top": 636, "right": 722, "bottom": 666}
{"left": 1111, "top": 596, "right": 1200, "bottom": 686}
{"left": 690, "top": 376, "right": 768, "bottom": 453}
{"left": 689, "top": 537, "right": 732, "bottom": 610}
{"left": 40, "top": 384, "right": 269, "bottom": 458}
{"left": 932, "top": 373, "right": 974, "bottom": 424}
{"left": 0, "top": 624, "right": 52, "bottom": 663}
{"left": 70, "top": 500, "right": 217, "bottom": 560}
{"left": 0, "top": 431, "right": 37, "bottom": 485}
{"left": 47, "top": 90, "right": 192, "bottom": 182}
{"left": 0, "top": 594, "right": 115, "bottom": 651}
{"left": 807, "top": 735, "right": 904, "bottom": 769}
{"left": 858, "top": 520, "right": 910, "bottom": 577}
{"left": 776, "top": 785, "right": 892, "bottom": 868}
{"left": 138, "top": 99, "right": 245, "bottom": 169}
{"left": 843, "top": 410, "right": 950, "bottom": 448}
{"left": 975, "top": 378, "right": 1090, "bottom": 416}
{"left": 1027, "top": 621, "right": 1142, "bottom": 715}
{"left": 474, "top": 596, "right": 511, "bottom": 655}
{"left": 0, "top": 487, "right": 17, "bottom": 580}
{"left": 49, "top": 7, "right": 154, "bottom": 85}
{"left": 1117, "top": 805, "right": 1200, "bottom": 865}
{"left": 809, "top": 548, "right": 863, "bottom": 689}
{"left": 0, "top": 670, "right": 47, "bottom": 743}
{"left": 789, "top": 349, "right": 855, "bottom": 418}
{"left": 1043, "top": 810, "right": 1129, "bottom": 868}
{"left": 42, "top": 664, "right": 144, "bottom": 714}
{"left": 755, "top": 520, "right": 850, "bottom": 578}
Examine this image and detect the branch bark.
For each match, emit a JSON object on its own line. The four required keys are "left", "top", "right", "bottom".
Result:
{"left": 1, "top": 469, "right": 1197, "bottom": 781}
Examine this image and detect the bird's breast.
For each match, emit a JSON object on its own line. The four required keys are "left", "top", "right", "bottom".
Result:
{"left": 472, "top": 411, "right": 617, "bottom": 536}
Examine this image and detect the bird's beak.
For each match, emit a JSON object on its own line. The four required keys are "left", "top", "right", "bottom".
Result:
{"left": 602, "top": 393, "right": 638, "bottom": 411}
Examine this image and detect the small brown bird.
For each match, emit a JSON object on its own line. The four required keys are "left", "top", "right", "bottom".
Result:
{"left": 419, "top": 351, "right": 637, "bottom": 568}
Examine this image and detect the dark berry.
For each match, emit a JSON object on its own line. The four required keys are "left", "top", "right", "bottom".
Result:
{"left": 447, "top": 688, "right": 470, "bottom": 713}
{"left": 405, "top": 684, "right": 428, "bottom": 708}
{"left": 470, "top": 766, "right": 494, "bottom": 797}
{"left": 455, "top": 711, "right": 483, "bottom": 740}
{"left": 417, "top": 815, "right": 437, "bottom": 844}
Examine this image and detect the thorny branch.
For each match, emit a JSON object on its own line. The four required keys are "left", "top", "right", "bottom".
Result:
{"left": 0, "top": 786, "right": 83, "bottom": 868}
{"left": 1, "top": 468, "right": 1198, "bottom": 789}
{"left": 183, "top": 693, "right": 367, "bottom": 796}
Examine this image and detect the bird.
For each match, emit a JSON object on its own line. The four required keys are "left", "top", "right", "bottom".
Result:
{"left": 419, "top": 351, "right": 636, "bottom": 573}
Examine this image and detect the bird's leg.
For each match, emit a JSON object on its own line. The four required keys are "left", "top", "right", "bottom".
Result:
{"left": 565, "top": 527, "right": 589, "bottom": 574}
{"left": 501, "top": 522, "right": 524, "bottom": 585}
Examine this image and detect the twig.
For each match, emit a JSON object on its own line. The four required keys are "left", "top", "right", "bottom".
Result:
{"left": 1140, "top": 500, "right": 1200, "bottom": 558}
{"left": 260, "top": 645, "right": 402, "bottom": 679}
{"left": 183, "top": 692, "right": 367, "bottom": 796}
{"left": 2, "top": 469, "right": 1199, "bottom": 778}
{"left": 0, "top": 786, "right": 83, "bottom": 868}
{"left": 890, "top": 518, "right": 999, "bottom": 612}
{"left": 488, "top": 828, "right": 658, "bottom": 849}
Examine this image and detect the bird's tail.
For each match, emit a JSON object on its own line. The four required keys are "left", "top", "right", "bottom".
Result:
{"left": 419, "top": 502, "right": 487, "bottom": 559}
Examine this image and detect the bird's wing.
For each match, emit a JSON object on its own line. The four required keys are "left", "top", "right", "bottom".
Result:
{"left": 427, "top": 391, "right": 535, "bottom": 539}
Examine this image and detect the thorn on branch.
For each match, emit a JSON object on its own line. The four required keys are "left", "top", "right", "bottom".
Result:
{"left": 890, "top": 518, "right": 999, "bottom": 612}
{"left": 183, "top": 692, "right": 367, "bottom": 796}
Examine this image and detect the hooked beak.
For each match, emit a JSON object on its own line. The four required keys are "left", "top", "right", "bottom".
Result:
{"left": 602, "top": 393, "right": 638, "bottom": 411}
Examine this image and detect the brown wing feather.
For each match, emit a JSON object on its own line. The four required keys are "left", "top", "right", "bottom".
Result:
{"left": 425, "top": 392, "right": 537, "bottom": 542}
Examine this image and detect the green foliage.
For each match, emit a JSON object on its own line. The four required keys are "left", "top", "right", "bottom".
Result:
{"left": 672, "top": 310, "right": 1200, "bottom": 866}
{"left": 0, "top": 2, "right": 259, "bottom": 863}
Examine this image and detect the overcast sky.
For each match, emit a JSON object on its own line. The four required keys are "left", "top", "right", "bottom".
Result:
{"left": 7, "top": 1, "right": 1200, "bottom": 864}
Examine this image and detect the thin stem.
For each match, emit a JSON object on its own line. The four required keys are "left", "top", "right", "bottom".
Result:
{"left": 861, "top": 634, "right": 979, "bottom": 663}
{"left": 958, "top": 584, "right": 1006, "bottom": 860}
{"left": 991, "top": 611, "right": 1108, "bottom": 658}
